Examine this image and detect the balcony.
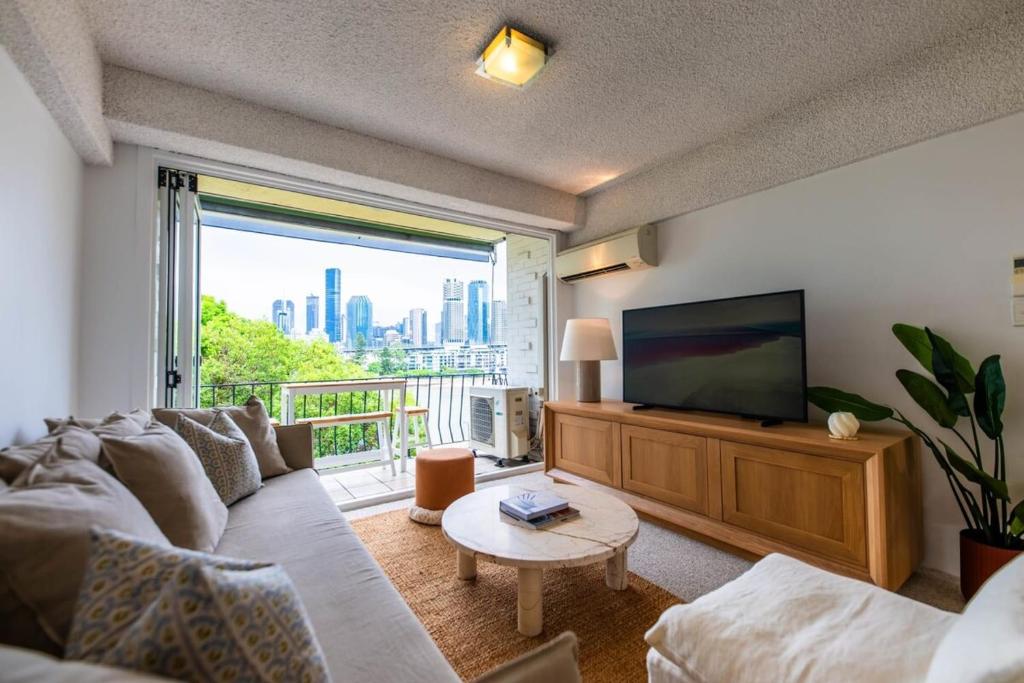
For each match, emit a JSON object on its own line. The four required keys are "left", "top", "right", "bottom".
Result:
{"left": 200, "top": 371, "right": 543, "bottom": 508}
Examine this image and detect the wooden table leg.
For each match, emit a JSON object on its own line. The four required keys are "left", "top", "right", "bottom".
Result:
{"left": 606, "top": 550, "right": 628, "bottom": 590}
{"left": 457, "top": 550, "right": 477, "bottom": 580}
{"left": 517, "top": 567, "right": 543, "bottom": 636}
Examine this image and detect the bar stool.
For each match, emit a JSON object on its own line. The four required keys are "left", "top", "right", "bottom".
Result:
{"left": 393, "top": 405, "right": 433, "bottom": 454}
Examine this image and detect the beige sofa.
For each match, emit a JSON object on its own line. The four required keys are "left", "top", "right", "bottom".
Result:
{"left": 1, "top": 421, "right": 580, "bottom": 682}
{"left": 219, "top": 423, "right": 461, "bottom": 681}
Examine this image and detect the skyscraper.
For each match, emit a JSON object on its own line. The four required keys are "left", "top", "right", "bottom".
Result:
{"left": 467, "top": 280, "right": 490, "bottom": 344}
{"left": 346, "top": 295, "right": 373, "bottom": 348}
{"left": 305, "top": 294, "right": 319, "bottom": 333}
{"left": 325, "top": 268, "right": 342, "bottom": 343}
{"left": 491, "top": 299, "right": 507, "bottom": 345}
{"left": 441, "top": 278, "right": 465, "bottom": 344}
{"left": 272, "top": 299, "right": 295, "bottom": 334}
{"left": 409, "top": 308, "right": 427, "bottom": 346}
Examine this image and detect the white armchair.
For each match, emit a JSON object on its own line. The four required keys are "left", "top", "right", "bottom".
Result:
{"left": 645, "top": 552, "right": 1023, "bottom": 683}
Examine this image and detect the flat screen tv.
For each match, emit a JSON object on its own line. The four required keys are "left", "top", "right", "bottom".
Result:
{"left": 622, "top": 290, "right": 807, "bottom": 422}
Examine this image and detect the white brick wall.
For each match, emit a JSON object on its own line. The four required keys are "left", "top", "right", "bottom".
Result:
{"left": 505, "top": 234, "right": 549, "bottom": 438}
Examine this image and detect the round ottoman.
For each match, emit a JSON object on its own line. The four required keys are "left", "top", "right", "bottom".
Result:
{"left": 409, "top": 447, "right": 474, "bottom": 525}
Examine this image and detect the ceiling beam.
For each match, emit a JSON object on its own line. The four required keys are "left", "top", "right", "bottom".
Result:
{"left": 576, "top": 7, "right": 1024, "bottom": 245}
{"left": 103, "top": 66, "right": 580, "bottom": 232}
{"left": 0, "top": 0, "right": 111, "bottom": 165}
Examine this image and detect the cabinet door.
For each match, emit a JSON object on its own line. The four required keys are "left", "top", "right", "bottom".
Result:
{"left": 621, "top": 426, "right": 709, "bottom": 514}
{"left": 552, "top": 413, "right": 620, "bottom": 486}
{"left": 721, "top": 441, "right": 867, "bottom": 566}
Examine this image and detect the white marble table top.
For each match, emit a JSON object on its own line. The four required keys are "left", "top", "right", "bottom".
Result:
{"left": 441, "top": 483, "right": 639, "bottom": 569}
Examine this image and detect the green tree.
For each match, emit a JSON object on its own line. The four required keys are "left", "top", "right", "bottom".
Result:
{"left": 198, "top": 297, "right": 422, "bottom": 459}
{"left": 199, "top": 295, "right": 367, "bottom": 404}
{"left": 369, "top": 345, "right": 407, "bottom": 375}
{"left": 353, "top": 333, "right": 367, "bottom": 365}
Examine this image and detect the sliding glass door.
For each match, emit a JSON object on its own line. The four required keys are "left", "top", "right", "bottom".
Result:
{"left": 156, "top": 168, "right": 202, "bottom": 408}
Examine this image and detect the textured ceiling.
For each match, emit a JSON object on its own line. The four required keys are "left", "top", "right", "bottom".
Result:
{"left": 79, "top": 0, "right": 1013, "bottom": 195}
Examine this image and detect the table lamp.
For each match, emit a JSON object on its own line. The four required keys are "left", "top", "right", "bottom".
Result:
{"left": 560, "top": 318, "right": 618, "bottom": 402}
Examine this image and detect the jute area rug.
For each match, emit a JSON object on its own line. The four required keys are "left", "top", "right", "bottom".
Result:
{"left": 351, "top": 509, "right": 680, "bottom": 682}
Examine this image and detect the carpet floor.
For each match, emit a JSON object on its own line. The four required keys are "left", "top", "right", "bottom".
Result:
{"left": 346, "top": 471, "right": 965, "bottom": 612}
{"left": 351, "top": 509, "right": 679, "bottom": 682}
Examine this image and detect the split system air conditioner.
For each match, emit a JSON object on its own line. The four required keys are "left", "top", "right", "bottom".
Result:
{"left": 468, "top": 386, "right": 530, "bottom": 460}
{"left": 555, "top": 225, "right": 657, "bottom": 283}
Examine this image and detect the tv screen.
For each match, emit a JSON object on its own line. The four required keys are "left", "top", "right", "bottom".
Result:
{"left": 622, "top": 290, "right": 807, "bottom": 422}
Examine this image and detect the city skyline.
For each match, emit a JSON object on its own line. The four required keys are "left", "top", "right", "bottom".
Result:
{"left": 266, "top": 279, "right": 507, "bottom": 347}
{"left": 200, "top": 226, "right": 507, "bottom": 336}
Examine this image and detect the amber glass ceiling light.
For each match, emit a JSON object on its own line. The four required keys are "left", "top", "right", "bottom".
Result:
{"left": 476, "top": 26, "right": 547, "bottom": 88}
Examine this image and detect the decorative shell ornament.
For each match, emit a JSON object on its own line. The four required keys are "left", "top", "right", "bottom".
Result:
{"left": 828, "top": 412, "right": 861, "bottom": 441}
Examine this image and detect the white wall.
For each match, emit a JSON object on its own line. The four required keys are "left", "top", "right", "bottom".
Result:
{"left": 0, "top": 47, "right": 84, "bottom": 445}
{"left": 78, "top": 143, "right": 155, "bottom": 416}
{"left": 569, "top": 111, "right": 1024, "bottom": 575}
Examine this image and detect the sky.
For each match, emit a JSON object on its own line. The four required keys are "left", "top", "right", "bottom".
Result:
{"left": 200, "top": 226, "right": 507, "bottom": 331}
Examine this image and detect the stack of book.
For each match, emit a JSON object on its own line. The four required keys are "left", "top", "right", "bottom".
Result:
{"left": 499, "top": 490, "right": 580, "bottom": 529}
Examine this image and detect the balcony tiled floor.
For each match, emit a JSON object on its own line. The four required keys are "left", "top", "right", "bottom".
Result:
{"left": 317, "top": 445, "right": 544, "bottom": 510}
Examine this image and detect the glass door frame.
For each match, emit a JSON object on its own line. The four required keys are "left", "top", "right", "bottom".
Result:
{"left": 144, "top": 149, "right": 562, "bottom": 411}
{"left": 156, "top": 167, "right": 200, "bottom": 408}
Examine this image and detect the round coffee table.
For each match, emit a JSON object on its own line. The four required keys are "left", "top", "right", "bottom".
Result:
{"left": 441, "top": 483, "right": 639, "bottom": 636}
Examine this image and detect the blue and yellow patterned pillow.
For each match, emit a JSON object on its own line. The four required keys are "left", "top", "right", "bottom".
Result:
{"left": 175, "top": 411, "right": 262, "bottom": 505}
{"left": 66, "top": 528, "right": 331, "bottom": 683}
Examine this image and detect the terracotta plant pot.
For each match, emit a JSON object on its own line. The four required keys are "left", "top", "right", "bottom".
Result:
{"left": 959, "top": 529, "right": 1023, "bottom": 600}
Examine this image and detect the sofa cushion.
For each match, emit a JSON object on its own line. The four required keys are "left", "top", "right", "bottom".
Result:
{"left": 153, "top": 396, "right": 290, "bottom": 479}
{"left": 100, "top": 422, "right": 228, "bottom": 552}
{"left": 0, "top": 644, "right": 171, "bottom": 682}
{"left": 45, "top": 410, "right": 150, "bottom": 435}
{"left": 44, "top": 417, "right": 103, "bottom": 433}
{"left": 175, "top": 412, "right": 262, "bottom": 505}
{"left": 0, "top": 445, "right": 170, "bottom": 646}
{"left": 0, "top": 427, "right": 102, "bottom": 483}
{"left": 92, "top": 410, "right": 150, "bottom": 434}
{"left": 66, "top": 528, "right": 330, "bottom": 683}
{"left": 645, "top": 553, "right": 957, "bottom": 683}
{"left": 216, "top": 468, "right": 459, "bottom": 682}
{"left": 926, "top": 552, "right": 1024, "bottom": 683}
{"left": 473, "top": 631, "right": 580, "bottom": 683}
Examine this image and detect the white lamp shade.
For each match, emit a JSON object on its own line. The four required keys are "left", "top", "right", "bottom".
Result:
{"left": 560, "top": 318, "right": 618, "bottom": 361}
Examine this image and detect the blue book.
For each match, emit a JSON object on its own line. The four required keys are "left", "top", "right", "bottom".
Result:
{"left": 499, "top": 490, "right": 569, "bottom": 521}
{"left": 501, "top": 507, "right": 580, "bottom": 530}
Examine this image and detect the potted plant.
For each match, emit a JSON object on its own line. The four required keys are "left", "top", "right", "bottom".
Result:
{"left": 808, "top": 324, "right": 1022, "bottom": 599}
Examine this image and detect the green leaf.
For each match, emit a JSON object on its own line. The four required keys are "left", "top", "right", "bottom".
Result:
{"left": 892, "top": 324, "right": 934, "bottom": 373}
{"left": 896, "top": 369, "right": 958, "bottom": 428}
{"left": 1011, "top": 500, "right": 1024, "bottom": 537}
{"left": 942, "top": 442, "right": 1009, "bottom": 502}
{"left": 807, "top": 387, "right": 893, "bottom": 421}
{"left": 974, "top": 355, "right": 1006, "bottom": 439}
{"left": 924, "top": 327, "right": 975, "bottom": 395}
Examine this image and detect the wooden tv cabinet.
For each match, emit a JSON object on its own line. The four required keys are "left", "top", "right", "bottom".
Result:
{"left": 543, "top": 401, "right": 923, "bottom": 590}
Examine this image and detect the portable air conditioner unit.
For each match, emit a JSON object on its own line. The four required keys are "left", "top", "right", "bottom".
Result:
{"left": 468, "top": 386, "right": 530, "bottom": 460}
{"left": 555, "top": 224, "right": 657, "bottom": 283}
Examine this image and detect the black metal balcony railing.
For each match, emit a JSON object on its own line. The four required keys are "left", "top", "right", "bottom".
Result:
{"left": 199, "top": 372, "right": 507, "bottom": 462}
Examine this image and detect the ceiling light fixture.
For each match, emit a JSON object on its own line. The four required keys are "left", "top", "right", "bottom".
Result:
{"left": 475, "top": 26, "right": 547, "bottom": 88}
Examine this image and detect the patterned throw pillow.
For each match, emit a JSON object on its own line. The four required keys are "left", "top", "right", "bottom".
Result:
{"left": 67, "top": 528, "right": 331, "bottom": 683}
{"left": 175, "top": 412, "right": 262, "bottom": 505}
